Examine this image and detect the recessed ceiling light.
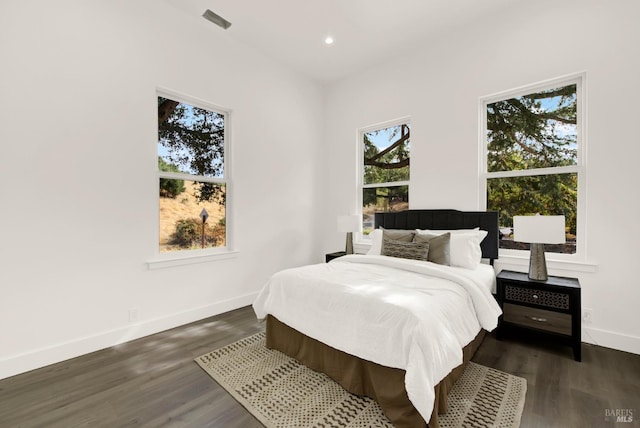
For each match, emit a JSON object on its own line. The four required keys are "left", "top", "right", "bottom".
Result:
{"left": 324, "top": 36, "right": 334, "bottom": 45}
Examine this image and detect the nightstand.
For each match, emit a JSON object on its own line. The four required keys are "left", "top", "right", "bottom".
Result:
{"left": 496, "top": 270, "right": 581, "bottom": 361}
{"left": 325, "top": 251, "right": 347, "bottom": 263}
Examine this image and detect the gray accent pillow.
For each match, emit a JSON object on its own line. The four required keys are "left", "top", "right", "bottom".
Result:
{"left": 381, "top": 228, "right": 415, "bottom": 242}
{"left": 413, "top": 232, "right": 451, "bottom": 266}
{"left": 381, "top": 237, "right": 430, "bottom": 261}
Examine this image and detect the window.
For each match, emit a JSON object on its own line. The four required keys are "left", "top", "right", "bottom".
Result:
{"left": 157, "top": 91, "right": 229, "bottom": 253}
{"left": 481, "top": 75, "right": 584, "bottom": 256}
{"left": 360, "top": 119, "right": 410, "bottom": 237}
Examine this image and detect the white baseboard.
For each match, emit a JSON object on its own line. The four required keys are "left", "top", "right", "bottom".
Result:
{"left": 0, "top": 292, "right": 258, "bottom": 381}
{"left": 3, "top": 292, "right": 636, "bottom": 381}
{"left": 582, "top": 326, "right": 640, "bottom": 355}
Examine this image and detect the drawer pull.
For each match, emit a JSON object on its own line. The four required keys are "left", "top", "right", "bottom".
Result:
{"left": 532, "top": 294, "right": 539, "bottom": 300}
{"left": 528, "top": 316, "right": 547, "bottom": 323}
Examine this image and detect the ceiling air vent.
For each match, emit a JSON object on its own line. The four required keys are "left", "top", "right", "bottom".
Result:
{"left": 202, "top": 9, "right": 232, "bottom": 30}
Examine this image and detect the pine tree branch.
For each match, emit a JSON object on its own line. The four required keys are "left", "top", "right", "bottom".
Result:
{"left": 364, "top": 158, "right": 410, "bottom": 169}
{"left": 366, "top": 132, "right": 410, "bottom": 163}
{"left": 158, "top": 99, "right": 179, "bottom": 126}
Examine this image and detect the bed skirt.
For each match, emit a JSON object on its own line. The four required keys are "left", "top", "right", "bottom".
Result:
{"left": 265, "top": 315, "right": 485, "bottom": 428}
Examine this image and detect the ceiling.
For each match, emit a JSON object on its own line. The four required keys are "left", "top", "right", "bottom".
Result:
{"left": 163, "top": 0, "right": 514, "bottom": 83}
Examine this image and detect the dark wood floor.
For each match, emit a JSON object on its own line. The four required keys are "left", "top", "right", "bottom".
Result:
{"left": 1, "top": 306, "right": 638, "bottom": 428}
{"left": 473, "top": 331, "right": 640, "bottom": 428}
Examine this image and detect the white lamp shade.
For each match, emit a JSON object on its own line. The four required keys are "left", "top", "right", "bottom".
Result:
{"left": 513, "top": 215, "right": 566, "bottom": 244}
{"left": 337, "top": 215, "right": 361, "bottom": 233}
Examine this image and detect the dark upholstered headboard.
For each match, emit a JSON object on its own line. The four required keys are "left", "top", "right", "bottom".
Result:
{"left": 374, "top": 209, "right": 499, "bottom": 262}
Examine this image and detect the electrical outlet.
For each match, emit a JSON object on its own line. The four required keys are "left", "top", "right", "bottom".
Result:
{"left": 128, "top": 307, "right": 139, "bottom": 323}
{"left": 582, "top": 308, "right": 593, "bottom": 325}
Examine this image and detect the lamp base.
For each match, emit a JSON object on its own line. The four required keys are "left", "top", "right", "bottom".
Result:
{"left": 528, "top": 243, "right": 548, "bottom": 281}
{"left": 345, "top": 232, "right": 354, "bottom": 255}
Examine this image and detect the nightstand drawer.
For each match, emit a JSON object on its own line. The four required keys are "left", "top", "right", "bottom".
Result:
{"left": 504, "top": 284, "right": 570, "bottom": 310}
{"left": 503, "top": 303, "right": 572, "bottom": 335}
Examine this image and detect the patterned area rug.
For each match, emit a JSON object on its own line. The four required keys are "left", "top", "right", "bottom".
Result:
{"left": 195, "top": 332, "right": 526, "bottom": 428}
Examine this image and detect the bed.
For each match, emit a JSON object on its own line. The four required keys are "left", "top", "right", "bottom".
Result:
{"left": 253, "top": 209, "right": 501, "bottom": 428}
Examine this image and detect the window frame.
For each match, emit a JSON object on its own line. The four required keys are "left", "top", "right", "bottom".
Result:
{"left": 479, "top": 73, "right": 586, "bottom": 262}
{"left": 149, "top": 87, "right": 234, "bottom": 268}
{"left": 357, "top": 116, "right": 411, "bottom": 243}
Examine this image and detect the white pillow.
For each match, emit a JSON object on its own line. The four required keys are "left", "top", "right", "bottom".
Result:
{"left": 367, "top": 229, "right": 383, "bottom": 255}
{"left": 415, "top": 228, "right": 487, "bottom": 269}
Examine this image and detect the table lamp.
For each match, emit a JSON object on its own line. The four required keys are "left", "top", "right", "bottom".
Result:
{"left": 513, "top": 215, "right": 566, "bottom": 281}
{"left": 337, "top": 215, "right": 361, "bottom": 254}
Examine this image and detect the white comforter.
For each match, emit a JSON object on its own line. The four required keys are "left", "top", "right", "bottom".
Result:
{"left": 252, "top": 254, "right": 502, "bottom": 422}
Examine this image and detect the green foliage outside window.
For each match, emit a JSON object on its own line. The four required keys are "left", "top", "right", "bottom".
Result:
{"left": 158, "top": 157, "right": 185, "bottom": 198}
{"left": 157, "top": 95, "right": 227, "bottom": 252}
{"left": 362, "top": 123, "right": 410, "bottom": 235}
{"left": 486, "top": 83, "right": 579, "bottom": 253}
{"left": 487, "top": 85, "right": 577, "bottom": 173}
{"left": 171, "top": 217, "right": 225, "bottom": 249}
{"left": 363, "top": 185, "right": 409, "bottom": 214}
{"left": 487, "top": 174, "right": 577, "bottom": 235}
{"left": 363, "top": 124, "right": 410, "bottom": 186}
{"left": 158, "top": 96, "right": 225, "bottom": 205}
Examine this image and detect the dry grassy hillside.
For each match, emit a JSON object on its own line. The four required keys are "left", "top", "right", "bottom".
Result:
{"left": 159, "top": 181, "right": 225, "bottom": 251}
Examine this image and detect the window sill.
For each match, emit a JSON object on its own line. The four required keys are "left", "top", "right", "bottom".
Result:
{"left": 495, "top": 254, "right": 597, "bottom": 274}
{"left": 146, "top": 249, "right": 239, "bottom": 270}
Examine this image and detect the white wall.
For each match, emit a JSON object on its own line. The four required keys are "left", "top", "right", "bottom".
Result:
{"left": 0, "top": 0, "right": 324, "bottom": 379}
{"left": 322, "top": 1, "right": 640, "bottom": 354}
{"left": 1, "top": 0, "right": 638, "bottom": 380}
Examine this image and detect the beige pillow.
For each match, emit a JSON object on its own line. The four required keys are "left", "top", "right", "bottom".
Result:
{"left": 382, "top": 228, "right": 414, "bottom": 242}
{"left": 413, "top": 232, "right": 451, "bottom": 266}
